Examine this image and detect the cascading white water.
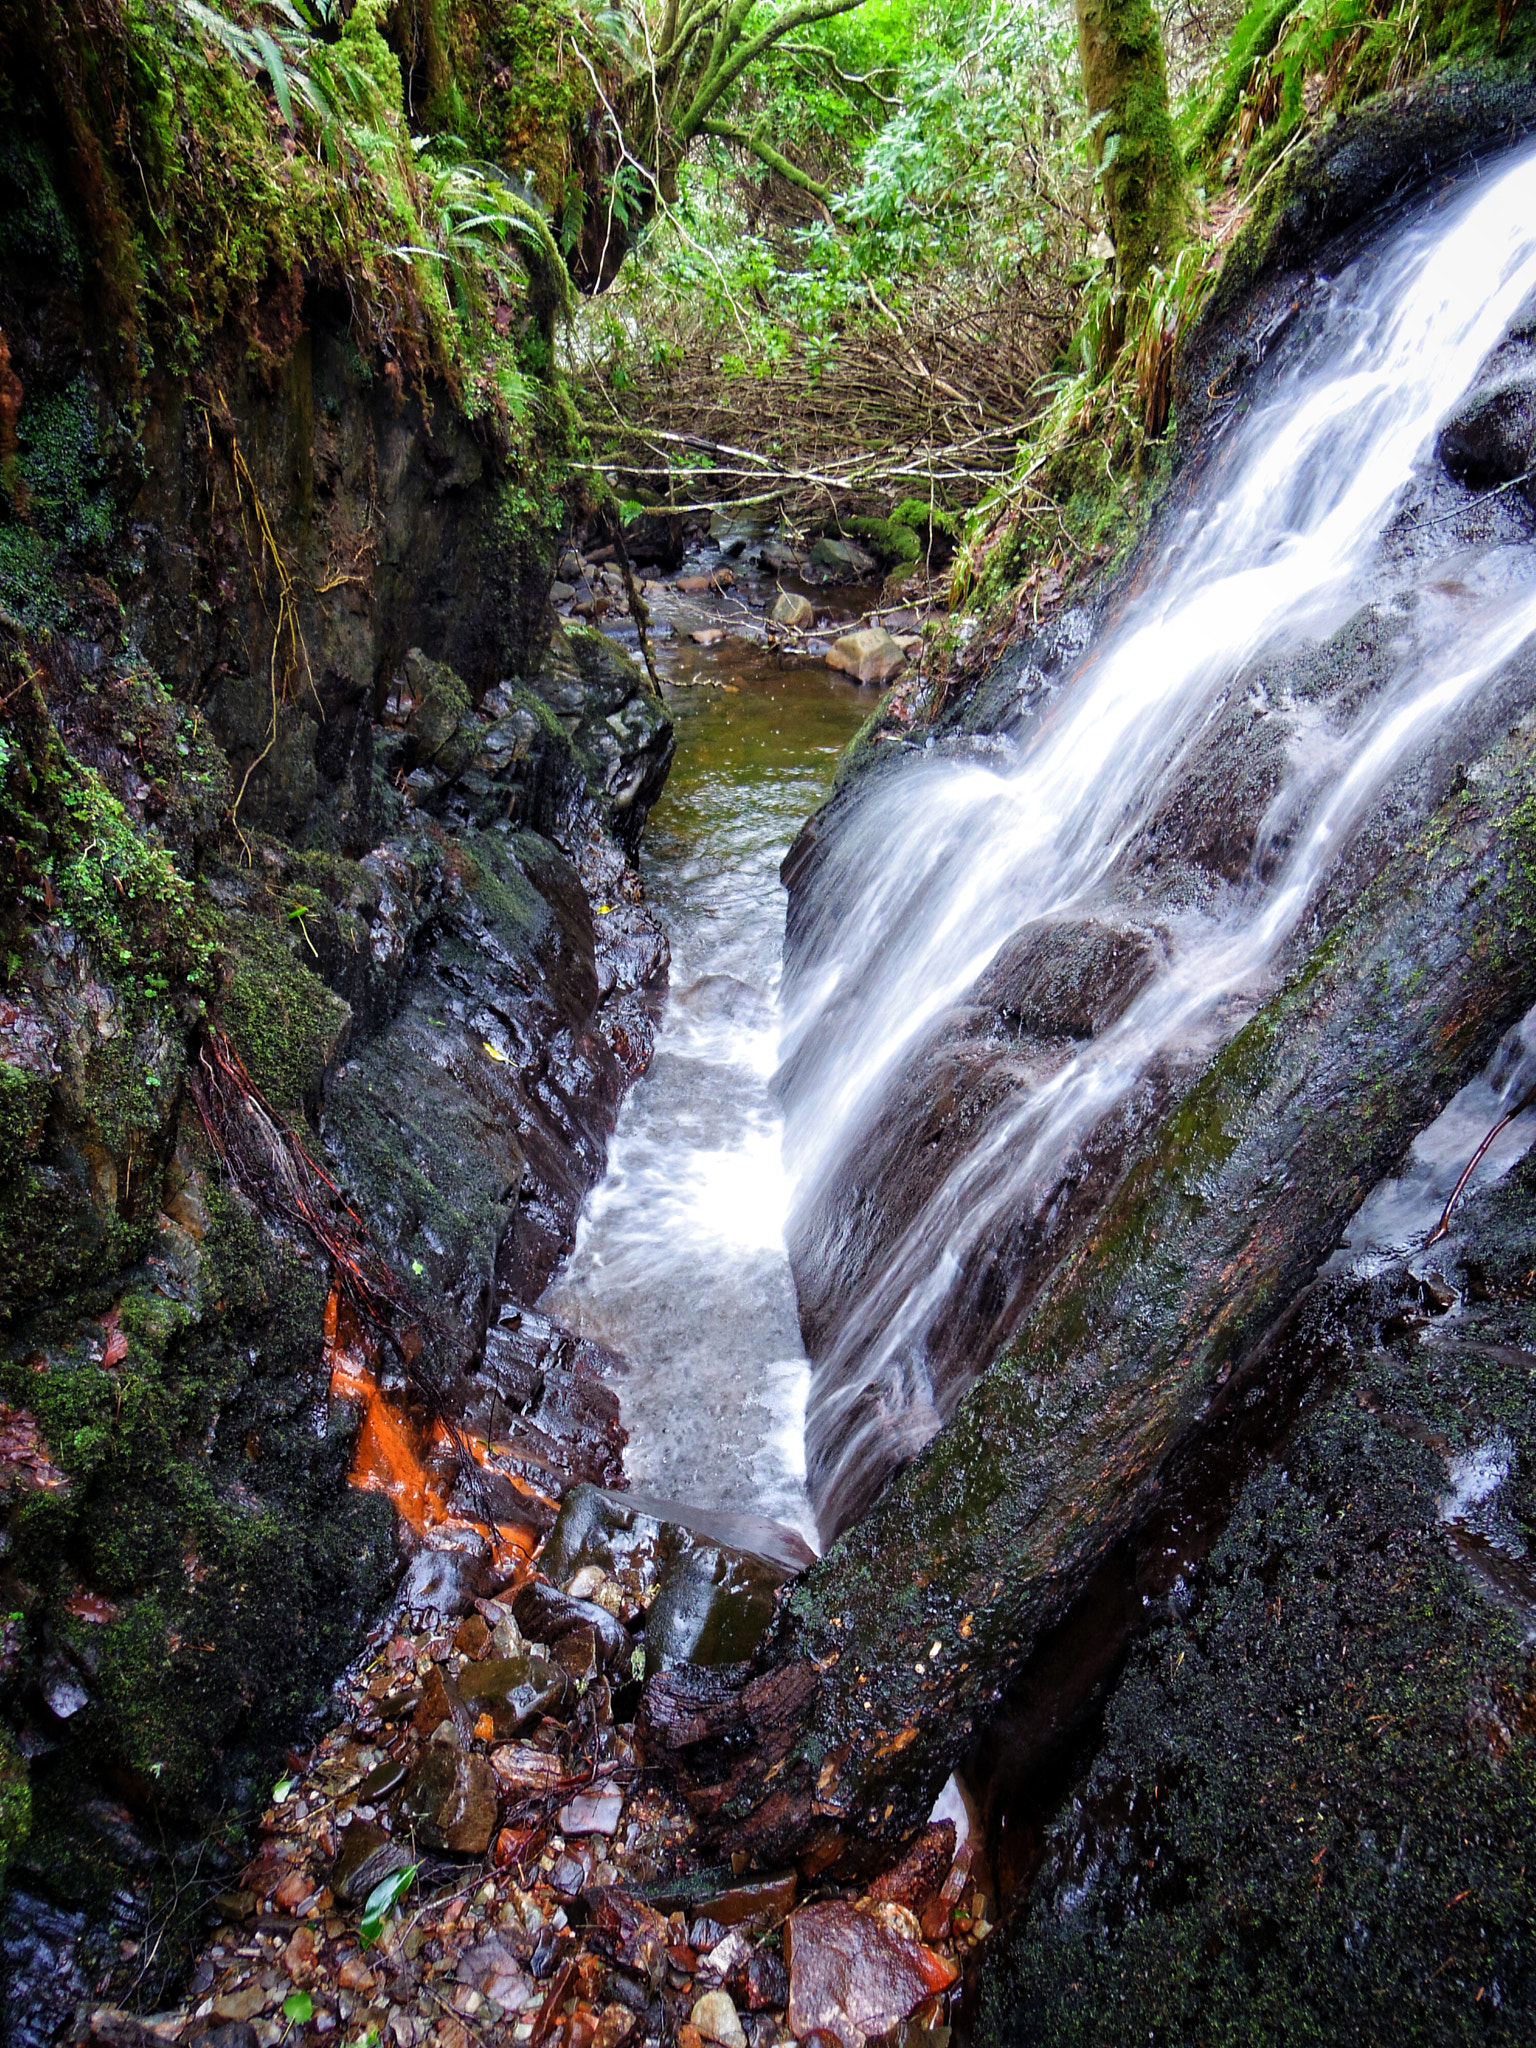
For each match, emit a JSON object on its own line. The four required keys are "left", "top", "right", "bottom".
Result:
{"left": 780, "top": 141, "right": 1536, "bottom": 1539}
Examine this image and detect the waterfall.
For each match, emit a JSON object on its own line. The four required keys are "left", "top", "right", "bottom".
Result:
{"left": 780, "top": 140, "right": 1536, "bottom": 1542}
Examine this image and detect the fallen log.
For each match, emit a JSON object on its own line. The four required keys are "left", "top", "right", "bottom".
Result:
{"left": 641, "top": 707, "right": 1536, "bottom": 1869}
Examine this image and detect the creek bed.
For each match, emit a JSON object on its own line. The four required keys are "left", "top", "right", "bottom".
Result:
{"left": 541, "top": 613, "right": 871, "bottom": 1546}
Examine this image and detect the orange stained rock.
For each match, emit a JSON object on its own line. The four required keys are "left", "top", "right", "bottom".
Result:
{"left": 324, "top": 1286, "right": 541, "bottom": 1572}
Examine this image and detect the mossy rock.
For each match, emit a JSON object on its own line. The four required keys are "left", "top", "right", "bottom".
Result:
{"left": 979, "top": 1146, "right": 1536, "bottom": 2044}
{"left": 843, "top": 516, "right": 923, "bottom": 569}
{"left": 218, "top": 909, "right": 352, "bottom": 1128}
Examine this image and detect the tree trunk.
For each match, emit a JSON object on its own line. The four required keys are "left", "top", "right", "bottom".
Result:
{"left": 1073, "top": 0, "right": 1188, "bottom": 288}
{"left": 640, "top": 713, "right": 1536, "bottom": 1873}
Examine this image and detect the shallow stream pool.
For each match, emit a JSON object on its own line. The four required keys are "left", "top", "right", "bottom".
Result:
{"left": 540, "top": 630, "right": 869, "bottom": 1547}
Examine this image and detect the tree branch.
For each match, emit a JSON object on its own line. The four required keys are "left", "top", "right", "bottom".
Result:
{"left": 676, "top": 0, "right": 868, "bottom": 138}
{"left": 700, "top": 116, "right": 834, "bottom": 206}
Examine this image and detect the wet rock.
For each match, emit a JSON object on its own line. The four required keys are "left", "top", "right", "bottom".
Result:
{"left": 355, "top": 1757, "right": 408, "bottom": 1802}
{"left": 541, "top": 1485, "right": 813, "bottom": 1672}
{"left": 399, "top": 1746, "right": 499, "bottom": 1854}
{"left": 868, "top": 1822, "right": 956, "bottom": 1912}
{"left": 186, "top": 2027, "right": 259, "bottom": 2048}
{"left": 971, "top": 918, "right": 1161, "bottom": 1042}
{"left": 489, "top": 1743, "right": 565, "bottom": 1793}
{"left": 404, "top": 649, "right": 479, "bottom": 778}
{"left": 807, "top": 539, "right": 878, "bottom": 581}
{"left": 744, "top": 1949, "right": 790, "bottom": 2011}
{"left": 456, "top": 1653, "right": 570, "bottom": 1737}
{"left": 513, "top": 1579, "right": 631, "bottom": 1667}
{"left": 528, "top": 624, "right": 674, "bottom": 853}
{"left": 824, "top": 629, "right": 906, "bottom": 687}
{"left": 1436, "top": 364, "right": 1536, "bottom": 497}
{"left": 784, "top": 1902, "right": 957, "bottom": 2048}
{"left": 697, "top": 1873, "right": 798, "bottom": 1933}
{"left": 330, "top": 1821, "right": 414, "bottom": 1904}
{"left": 399, "top": 1547, "right": 488, "bottom": 1621}
{"left": 456, "top": 1935, "right": 537, "bottom": 2009}
{"left": 771, "top": 592, "right": 815, "bottom": 629}
{"left": 978, "top": 1144, "right": 1536, "bottom": 2042}
{"left": 692, "top": 1990, "right": 747, "bottom": 2048}
{"left": 558, "top": 1788, "right": 623, "bottom": 1835}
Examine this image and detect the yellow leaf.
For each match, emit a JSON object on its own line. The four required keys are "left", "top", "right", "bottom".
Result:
{"left": 483, "top": 1041, "right": 506, "bottom": 1062}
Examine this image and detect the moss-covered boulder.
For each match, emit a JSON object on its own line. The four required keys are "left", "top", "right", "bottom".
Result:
{"left": 979, "top": 1144, "right": 1536, "bottom": 2043}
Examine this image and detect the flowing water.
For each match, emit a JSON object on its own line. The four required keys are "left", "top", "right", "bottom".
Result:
{"left": 541, "top": 638, "right": 869, "bottom": 1548}
{"left": 778, "top": 141, "right": 1536, "bottom": 1538}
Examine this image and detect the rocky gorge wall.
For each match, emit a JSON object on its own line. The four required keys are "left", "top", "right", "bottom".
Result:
{"left": 0, "top": 10, "right": 674, "bottom": 2009}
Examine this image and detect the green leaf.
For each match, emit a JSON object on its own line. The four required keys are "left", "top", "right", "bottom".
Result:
{"left": 273, "top": 1775, "right": 296, "bottom": 1801}
{"left": 252, "top": 27, "right": 295, "bottom": 127}
{"left": 359, "top": 1863, "right": 417, "bottom": 1947}
{"left": 283, "top": 1991, "right": 315, "bottom": 2024}
{"left": 618, "top": 499, "right": 645, "bottom": 524}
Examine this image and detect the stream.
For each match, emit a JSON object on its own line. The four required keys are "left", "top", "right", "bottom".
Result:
{"left": 541, "top": 617, "right": 870, "bottom": 1548}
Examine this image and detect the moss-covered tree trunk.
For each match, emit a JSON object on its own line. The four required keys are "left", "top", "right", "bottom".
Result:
{"left": 640, "top": 713, "right": 1536, "bottom": 1873}
{"left": 1074, "top": 0, "right": 1188, "bottom": 288}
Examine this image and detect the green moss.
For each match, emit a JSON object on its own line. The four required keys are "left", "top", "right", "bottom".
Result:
{"left": 0, "top": 1724, "right": 31, "bottom": 1887}
{"left": 981, "top": 1213, "right": 1536, "bottom": 2043}
{"left": 219, "top": 909, "right": 351, "bottom": 1128}
{"left": 844, "top": 516, "right": 923, "bottom": 567}
{"left": 1, "top": 1187, "right": 394, "bottom": 1847}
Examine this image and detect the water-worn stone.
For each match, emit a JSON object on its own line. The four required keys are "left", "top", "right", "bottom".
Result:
{"left": 456, "top": 1653, "right": 569, "bottom": 1737}
{"left": 399, "top": 1747, "right": 499, "bottom": 1854}
{"left": 784, "top": 1902, "right": 957, "bottom": 2048}
{"left": 771, "top": 591, "right": 815, "bottom": 629}
{"left": 692, "top": 1990, "right": 747, "bottom": 2048}
{"left": 330, "top": 1822, "right": 415, "bottom": 1905}
{"left": 512, "top": 1579, "right": 631, "bottom": 1666}
{"left": 824, "top": 629, "right": 906, "bottom": 687}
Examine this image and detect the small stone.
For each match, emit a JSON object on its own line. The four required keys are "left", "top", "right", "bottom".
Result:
{"left": 400, "top": 1749, "right": 499, "bottom": 1855}
{"left": 697, "top": 1873, "right": 797, "bottom": 1933}
{"left": 557, "top": 1789, "right": 623, "bottom": 1835}
{"left": 490, "top": 1615, "right": 525, "bottom": 1659}
{"left": 490, "top": 1744, "right": 566, "bottom": 1793}
{"left": 691, "top": 1992, "right": 746, "bottom": 2048}
{"left": 592, "top": 2007, "right": 634, "bottom": 2048}
{"left": 824, "top": 628, "right": 906, "bottom": 687}
{"left": 454, "top": 1614, "right": 492, "bottom": 1660}
{"left": 690, "top": 628, "right": 727, "bottom": 646}
{"left": 771, "top": 591, "right": 814, "bottom": 629}
{"left": 743, "top": 1949, "right": 788, "bottom": 2013}
{"left": 456, "top": 1653, "right": 569, "bottom": 1738}
{"left": 565, "top": 1566, "right": 607, "bottom": 1600}
{"left": 330, "top": 1822, "right": 413, "bottom": 1906}
{"left": 210, "top": 1988, "right": 269, "bottom": 2024}
{"left": 784, "top": 1901, "right": 957, "bottom": 2048}
{"left": 868, "top": 1822, "right": 955, "bottom": 1912}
